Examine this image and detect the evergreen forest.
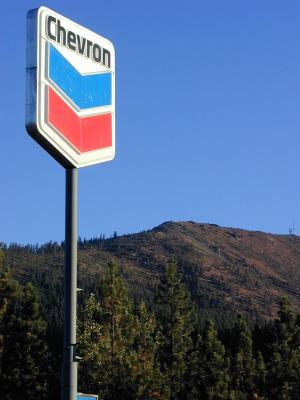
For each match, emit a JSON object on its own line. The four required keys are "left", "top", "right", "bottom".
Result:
{"left": 1, "top": 246, "right": 300, "bottom": 400}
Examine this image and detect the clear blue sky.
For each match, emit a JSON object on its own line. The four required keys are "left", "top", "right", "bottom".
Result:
{"left": 1, "top": 0, "right": 300, "bottom": 244}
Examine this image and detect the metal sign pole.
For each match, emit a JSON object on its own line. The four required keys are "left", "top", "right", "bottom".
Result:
{"left": 62, "top": 167, "right": 78, "bottom": 400}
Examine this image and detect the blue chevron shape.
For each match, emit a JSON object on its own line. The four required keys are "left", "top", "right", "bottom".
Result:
{"left": 48, "top": 44, "right": 112, "bottom": 110}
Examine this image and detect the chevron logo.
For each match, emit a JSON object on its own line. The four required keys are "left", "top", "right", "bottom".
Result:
{"left": 46, "top": 44, "right": 113, "bottom": 153}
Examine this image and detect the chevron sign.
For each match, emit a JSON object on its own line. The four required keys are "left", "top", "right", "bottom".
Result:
{"left": 26, "top": 7, "right": 115, "bottom": 168}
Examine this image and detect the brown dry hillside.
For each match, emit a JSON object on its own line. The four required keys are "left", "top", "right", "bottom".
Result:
{"left": 5, "top": 221, "right": 300, "bottom": 322}
{"left": 99, "top": 221, "right": 300, "bottom": 320}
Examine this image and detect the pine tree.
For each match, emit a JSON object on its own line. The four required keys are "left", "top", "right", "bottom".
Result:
{"left": 0, "top": 258, "right": 17, "bottom": 381}
{"left": 189, "top": 319, "right": 230, "bottom": 399}
{"left": 0, "top": 277, "right": 49, "bottom": 400}
{"left": 155, "top": 260, "right": 195, "bottom": 400}
{"left": 78, "top": 262, "right": 137, "bottom": 399}
{"left": 78, "top": 292, "right": 105, "bottom": 394}
{"left": 229, "top": 314, "right": 257, "bottom": 399}
{"left": 267, "top": 297, "right": 300, "bottom": 399}
{"left": 129, "top": 301, "right": 168, "bottom": 399}
{"left": 254, "top": 351, "right": 266, "bottom": 399}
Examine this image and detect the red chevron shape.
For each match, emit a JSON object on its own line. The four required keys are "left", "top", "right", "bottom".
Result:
{"left": 48, "top": 86, "right": 112, "bottom": 153}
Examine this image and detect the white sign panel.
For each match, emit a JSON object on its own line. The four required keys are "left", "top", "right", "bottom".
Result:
{"left": 26, "top": 7, "right": 115, "bottom": 168}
